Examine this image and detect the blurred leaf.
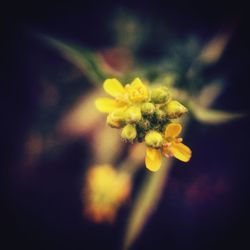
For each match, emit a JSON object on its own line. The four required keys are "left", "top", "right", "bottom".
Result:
{"left": 113, "top": 10, "right": 147, "bottom": 51}
{"left": 92, "top": 124, "right": 123, "bottom": 164}
{"left": 98, "top": 48, "right": 134, "bottom": 76}
{"left": 190, "top": 102, "right": 244, "bottom": 124}
{"left": 56, "top": 88, "right": 103, "bottom": 136}
{"left": 197, "top": 30, "right": 232, "bottom": 65}
{"left": 123, "top": 159, "right": 172, "bottom": 250}
{"left": 39, "top": 34, "right": 106, "bottom": 84}
{"left": 187, "top": 30, "right": 233, "bottom": 80}
{"left": 198, "top": 81, "right": 223, "bottom": 107}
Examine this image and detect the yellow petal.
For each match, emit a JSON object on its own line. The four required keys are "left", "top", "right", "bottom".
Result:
{"left": 145, "top": 147, "right": 162, "bottom": 172}
{"left": 129, "top": 78, "right": 149, "bottom": 103}
{"left": 130, "top": 77, "right": 143, "bottom": 87}
{"left": 95, "top": 98, "right": 124, "bottom": 113}
{"left": 170, "top": 142, "right": 192, "bottom": 162}
{"left": 164, "top": 123, "right": 182, "bottom": 139}
{"left": 103, "top": 79, "right": 125, "bottom": 97}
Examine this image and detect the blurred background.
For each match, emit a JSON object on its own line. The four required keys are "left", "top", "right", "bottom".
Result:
{"left": 2, "top": 0, "right": 250, "bottom": 250}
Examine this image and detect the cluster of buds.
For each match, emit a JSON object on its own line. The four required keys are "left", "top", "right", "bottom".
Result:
{"left": 96, "top": 78, "right": 187, "bottom": 143}
{"left": 95, "top": 78, "right": 191, "bottom": 171}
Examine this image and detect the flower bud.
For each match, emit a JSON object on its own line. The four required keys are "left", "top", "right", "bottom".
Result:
{"left": 154, "top": 109, "right": 166, "bottom": 122}
{"left": 137, "top": 119, "right": 151, "bottom": 131}
{"left": 145, "top": 131, "right": 163, "bottom": 148}
{"left": 106, "top": 110, "right": 125, "bottom": 128}
{"left": 150, "top": 87, "right": 170, "bottom": 104}
{"left": 121, "top": 124, "right": 137, "bottom": 142}
{"left": 164, "top": 100, "right": 188, "bottom": 119}
{"left": 125, "top": 106, "right": 142, "bottom": 123}
{"left": 141, "top": 102, "right": 155, "bottom": 115}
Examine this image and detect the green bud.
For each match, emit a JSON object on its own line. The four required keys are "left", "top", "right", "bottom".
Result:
{"left": 141, "top": 102, "right": 155, "bottom": 115}
{"left": 125, "top": 106, "right": 142, "bottom": 123}
{"left": 106, "top": 110, "right": 125, "bottom": 128}
{"left": 137, "top": 119, "right": 151, "bottom": 131}
{"left": 150, "top": 87, "right": 170, "bottom": 104}
{"left": 154, "top": 109, "right": 166, "bottom": 122}
{"left": 121, "top": 124, "right": 137, "bottom": 142}
{"left": 164, "top": 100, "right": 188, "bottom": 119}
{"left": 145, "top": 131, "right": 163, "bottom": 148}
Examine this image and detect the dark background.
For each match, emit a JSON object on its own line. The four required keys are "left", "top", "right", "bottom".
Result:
{"left": 2, "top": 1, "right": 250, "bottom": 249}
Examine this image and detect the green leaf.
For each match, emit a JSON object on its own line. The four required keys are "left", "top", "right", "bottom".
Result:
{"left": 190, "top": 102, "right": 244, "bottom": 124}
{"left": 123, "top": 159, "right": 172, "bottom": 250}
{"left": 38, "top": 34, "right": 106, "bottom": 84}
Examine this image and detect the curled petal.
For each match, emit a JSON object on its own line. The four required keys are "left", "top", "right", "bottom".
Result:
{"left": 145, "top": 147, "right": 162, "bottom": 172}
{"left": 170, "top": 142, "right": 192, "bottom": 162}
{"left": 95, "top": 98, "right": 124, "bottom": 113}
{"left": 164, "top": 123, "right": 182, "bottom": 139}
{"left": 130, "top": 77, "right": 143, "bottom": 87}
{"left": 129, "top": 78, "right": 149, "bottom": 102}
{"left": 103, "top": 78, "right": 125, "bottom": 97}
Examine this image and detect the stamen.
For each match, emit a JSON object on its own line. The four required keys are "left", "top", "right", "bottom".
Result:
{"left": 164, "top": 153, "right": 170, "bottom": 158}
{"left": 163, "top": 151, "right": 173, "bottom": 158}
{"left": 176, "top": 138, "right": 183, "bottom": 143}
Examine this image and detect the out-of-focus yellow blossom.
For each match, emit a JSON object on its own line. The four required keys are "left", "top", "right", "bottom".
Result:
{"left": 145, "top": 123, "right": 192, "bottom": 172}
{"left": 83, "top": 164, "right": 131, "bottom": 223}
{"left": 95, "top": 77, "right": 149, "bottom": 113}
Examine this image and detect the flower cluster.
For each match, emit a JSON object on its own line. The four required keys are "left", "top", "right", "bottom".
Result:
{"left": 95, "top": 78, "right": 191, "bottom": 171}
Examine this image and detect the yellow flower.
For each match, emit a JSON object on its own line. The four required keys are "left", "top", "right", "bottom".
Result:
{"left": 95, "top": 78, "right": 149, "bottom": 113}
{"left": 83, "top": 164, "right": 131, "bottom": 223}
{"left": 145, "top": 123, "right": 192, "bottom": 172}
{"left": 126, "top": 77, "right": 149, "bottom": 103}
